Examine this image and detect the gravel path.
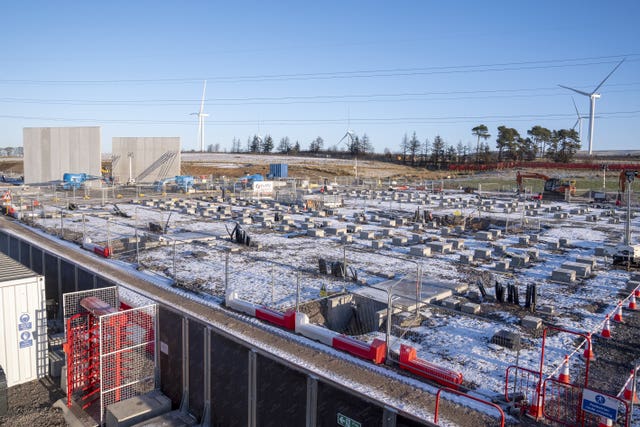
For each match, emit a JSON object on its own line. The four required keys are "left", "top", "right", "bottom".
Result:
{"left": 0, "top": 378, "right": 65, "bottom": 427}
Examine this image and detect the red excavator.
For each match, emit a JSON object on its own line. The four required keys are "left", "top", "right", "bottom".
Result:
{"left": 516, "top": 171, "right": 576, "bottom": 200}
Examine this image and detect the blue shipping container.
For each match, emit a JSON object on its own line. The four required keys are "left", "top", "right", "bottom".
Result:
{"left": 269, "top": 163, "right": 288, "bottom": 178}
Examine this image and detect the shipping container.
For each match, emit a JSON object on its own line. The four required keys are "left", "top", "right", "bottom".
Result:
{"left": 269, "top": 163, "right": 288, "bottom": 178}
{"left": 0, "top": 252, "right": 47, "bottom": 387}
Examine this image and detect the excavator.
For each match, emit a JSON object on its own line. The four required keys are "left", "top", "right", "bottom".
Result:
{"left": 516, "top": 171, "right": 576, "bottom": 200}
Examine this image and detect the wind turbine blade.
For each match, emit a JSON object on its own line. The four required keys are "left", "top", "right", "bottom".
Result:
{"left": 572, "top": 119, "right": 579, "bottom": 130}
{"left": 199, "top": 80, "right": 207, "bottom": 114}
{"left": 592, "top": 58, "right": 625, "bottom": 93}
{"left": 571, "top": 97, "right": 580, "bottom": 117}
{"left": 338, "top": 133, "right": 349, "bottom": 144}
{"left": 559, "top": 84, "right": 590, "bottom": 97}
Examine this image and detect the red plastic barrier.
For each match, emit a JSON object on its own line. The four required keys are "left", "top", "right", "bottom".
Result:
{"left": 255, "top": 307, "right": 296, "bottom": 331}
{"left": 399, "top": 344, "right": 463, "bottom": 389}
{"left": 93, "top": 245, "right": 111, "bottom": 258}
{"left": 332, "top": 336, "right": 386, "bottom": 364}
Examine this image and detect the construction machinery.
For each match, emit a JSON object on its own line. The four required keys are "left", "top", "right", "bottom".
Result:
{"left": 516, "top": 171, "right": 576, "bottom": 200}
{"left": 154, "top": 175, "right": 195, "bottom": 193}
{"left": 62, "top": 173, "right": 103, "bottom": 190}
{"left": 612, "top": 170, "right": 640, "bottom": 267}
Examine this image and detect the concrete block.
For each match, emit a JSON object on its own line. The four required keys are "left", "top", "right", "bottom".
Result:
{"left": 559, "top": 238, "right": 570, "bottom": 247}
{"left": 325, "top": 227, "right": 347, "bottom": 236}
{"left": 538, "top": 305, "right": 555, "bottom": 315}
{"left": 106, "top": 390, "right": 171, "bottom": 427}
{"left": 527, "top": 248, "right": 539, "bottom": 261}
{"left": 440, "top": 227, "right": 450, "bottom": 237}
{"left": 510, "top": 254, "right": 530, "bottom": 268}
{"left": 49, "top": 348, "right": 64, "bottom": 378}
{"left": 466, "top": 289, "right": 482, "bottom": 302}
{"left": 625, "top": 281, "right": 640, "bottom": 293}
{"left": 360, "top": 231, "right": 375, "bottom": 240}
{"left": 574, "top": 256, "right": 596, "bottom": 270}
{"left": 454, "top": 225, "right": 465, "bottom": 234}
{"left": 130, "top": 410, "right": 197, "bottom": 427}
{"left": 551, "top": 268, "right": 576, "bottom": 283}
{"left": 495, "top": 260, "right": 510, "bottom": 272}
{"left": 492, "top": 244, "right": 506, "bottom": 256}
{"left": 447, "top": 238, "right": 464, "bottom": 250}
{"left": 491, "top": 330, "right": 521, "bottom": 350}
{"left": 392, "top": 237, "right": 408, "bottom": 246}
{"left": 428, "top": 241, "right": 453, "bottom": 254}
{"left": 307, "top": 229, "right": 325, "bottom": 237}
{"left": 518, "top": 236, "right": 530, "bottom": 246}
{"left": 381, "top": 219, "right": 396, "bottom": 227}
{"left": 459, "top": 254, "right": 474, "bottom": 264}
{"left": 409, "top": 246, "right": 431, "bottom": 257}
{"left": 441, "top": 298, "right": 461, "bottom": 310}
{"left": 561, "top": 261, "right": 591, "bottom": 278}
{"left": 547, "top": 241, "right": 560, "bottom": 250}
{"left": 476, "top": 231, "right": 493, "bottom": 241}
{"left": 346, "top": 224, "right": 362, "bottom": 233}
{"left": 474, "top": 248, "right": 492, "bottom": 260}
{"left": 461, "top": 303, "right": 481, "bottom": 314}
{"left": 371, "top": 240, "right": 384, "bottom": 249}
{"left": 340, "top": 235, "right": 353, "bottom": 244}
{"left": 521, "top": 316, "right": 542, "bottom": 330}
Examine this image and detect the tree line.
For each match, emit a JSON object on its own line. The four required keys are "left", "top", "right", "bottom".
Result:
{"left": 205, "top": 124, "right": 580, "bottom": 168}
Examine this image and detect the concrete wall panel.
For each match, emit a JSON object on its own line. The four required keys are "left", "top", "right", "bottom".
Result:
{"left": 112, "top": 137, "right": 180, "bottom": 184}
{"left": 23, "top": 127, "right": 101, "bottom": 184}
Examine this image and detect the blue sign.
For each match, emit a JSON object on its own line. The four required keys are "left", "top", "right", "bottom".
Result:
{"left": 19, "top": 331, "right": 33, "bottom": 349}
{"left": 582, "top": 389, "right": 618, "bottom": 420}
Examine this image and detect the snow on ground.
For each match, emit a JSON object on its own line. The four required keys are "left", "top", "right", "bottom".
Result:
{"left": 25, "top": 186, "right": 640, "bottom": 399}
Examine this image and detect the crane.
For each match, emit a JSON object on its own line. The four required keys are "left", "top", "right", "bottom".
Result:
{"left": 516, "top": 171, "right": 576, "bottom": 200}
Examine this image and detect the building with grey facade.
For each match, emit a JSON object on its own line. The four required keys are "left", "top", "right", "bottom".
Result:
{"left": 23, "top": 126, "right": 101, "bottom": 184}
{"left": 111, "top": 137, "right": 181, "bottom": 184}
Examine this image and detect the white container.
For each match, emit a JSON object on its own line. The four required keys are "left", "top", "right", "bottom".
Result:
{"left": 0, "top": 253, "right": 47, "bottom": 387}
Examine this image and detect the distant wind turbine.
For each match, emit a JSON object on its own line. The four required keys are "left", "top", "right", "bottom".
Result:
{"left": 571, "top": 97, "right": 588, "bottom": 142}
{"left": 559, "top": 58, "right": 625, "bottom": 155}
{"left": 190, "top": 80, "right": 209, "bottom": 152}
{"left": 338, "top": 128, "right": 358, "bottom": 182}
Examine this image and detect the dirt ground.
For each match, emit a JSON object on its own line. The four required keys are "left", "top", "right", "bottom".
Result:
{"left": 0, "top": 378, "right": 65, "bottom": 427}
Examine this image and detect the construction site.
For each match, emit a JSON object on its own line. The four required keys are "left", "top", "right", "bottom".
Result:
{"left": 0, "top": 140, "right": 639, "bottom": 427}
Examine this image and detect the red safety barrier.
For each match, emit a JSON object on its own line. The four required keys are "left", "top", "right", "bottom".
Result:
{"left": 332, "top": 336, "right": 386, "bottom": 364}
{"left": 398, "top": 344, "right": 463, "bottom": 389}
{"left": 93, "top": 245, "right": 111, "bottom": 258}
{"left": 255, "top": 307, "right": 296, "bottom": 331}
{"left": 434, "top": 387, "right": 505, "bottom": 427}
{"left": 543, "top": 378, "right": 630, "bottom": 427}
{"left": 504, "top": 365, "right": 542, "bottom": 418}
{"left": 448, "top": 161, "right": 640, "bottom": 172}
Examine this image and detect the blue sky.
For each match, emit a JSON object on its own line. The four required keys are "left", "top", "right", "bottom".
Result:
{"left": 1, "top": 1, "right": 638, "bottom": 154}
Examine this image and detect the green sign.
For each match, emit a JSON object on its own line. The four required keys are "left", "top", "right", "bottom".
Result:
{"left": 337, "top": 413, "right": 362, "bottom": 427}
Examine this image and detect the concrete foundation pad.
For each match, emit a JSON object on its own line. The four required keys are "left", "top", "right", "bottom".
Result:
{"left": 461, "top": 303, "right": 481, "bottom": 314}
{"left": 131, "top": 410, "right": 197, "bottom": 427}
{"left": 106, "top": 390, "right": 171, "bottom": 427}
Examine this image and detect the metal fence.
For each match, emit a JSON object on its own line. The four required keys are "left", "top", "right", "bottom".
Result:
{"left": 99, "top": 304, "right": 157, "bottom": 424}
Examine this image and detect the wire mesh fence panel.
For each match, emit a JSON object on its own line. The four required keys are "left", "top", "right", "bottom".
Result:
{"left": 99, "top": 304, "right": 157, "bottom": 424}
{"left": 63, "top": 287, "right": 119, "bottom": 335}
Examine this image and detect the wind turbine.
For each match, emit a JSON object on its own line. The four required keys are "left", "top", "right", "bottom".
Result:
{"left": 559, "top": 58, "right": 625, "bottom": 155}
{"left": 191, "top": 80, "right": 209, "bottom": 152}
{"left": 338, "top": 129, "right": 358, "bottom": 182}
{"left": 571, "top": 97, "right": 587, "bottom": 142}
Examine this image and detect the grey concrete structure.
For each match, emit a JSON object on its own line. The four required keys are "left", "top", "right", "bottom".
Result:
{"left": 112, "top": 137, "right": 181, "bottom": 184}
{"left": 23, "top": 126, "right": 101, "bottom": 184}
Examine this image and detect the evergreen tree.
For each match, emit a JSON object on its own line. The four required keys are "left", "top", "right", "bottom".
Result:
{"left": 262, "top": 135, "right": 274, "bottom": 153}
{"left": 408, "top": 132, "right": 421, "bottom": 166}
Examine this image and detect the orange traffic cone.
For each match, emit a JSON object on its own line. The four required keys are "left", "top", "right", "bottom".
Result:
{"left": 601, "top": 315, "right": 612, "bottom": 339}
{"left": 628, "top": 294, "right": 638, "bottom": 310}
{"left": 623, "top": 370, "right": 639, "bottom": 403}
{"left": 558, "top": 355, "right": 570, "bottom": 384}
{"left": 583, "top": 334, "right": 595, "bottom": 361}
{"left": 613, "top": 303, "right": 623, "bottom": 323}
{"left": 634, "top": 287, "right": 640, "bottom": 298}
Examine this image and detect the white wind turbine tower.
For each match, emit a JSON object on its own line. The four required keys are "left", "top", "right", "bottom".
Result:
{"left": 559, "top": 58, "right": 625, "bottom": 155}
{"left": 191, "top": 80, "right": 209, "bottom": 152}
